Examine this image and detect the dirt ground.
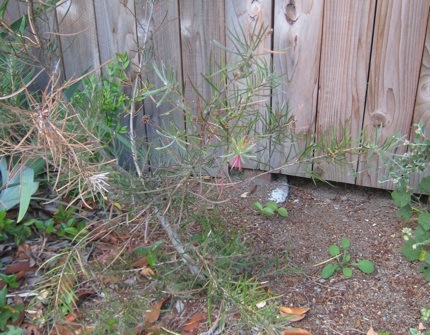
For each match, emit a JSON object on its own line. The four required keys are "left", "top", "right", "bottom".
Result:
{"left": 216, "top": 173, "right": 430, "bottom": 335}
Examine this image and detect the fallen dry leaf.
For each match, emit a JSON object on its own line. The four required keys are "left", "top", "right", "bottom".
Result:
{"left": 132, "top": 256, "right": 149, "bottom": 268}
{"left": 182, "top": 312, "right": 205, "bottom": 332}
{"left": 288, "top": 314, "right": 307, "bottom": 322}
{"left": 140, "top": 266, "right": 156, "bottom": 278}
{"left": 367, "top": 326, "right": 377, "bottom": 335}
{"left": 144, "top": 299, "right": 165, "bottom": 324}
{"left": 278, "top": 306, "right": 310, "bottom": 315}
{"left": 6, "top": 260, "right": 36, "bottom": 274}
{"left": 282, "top": 328, "right": 313, "bottom": 335}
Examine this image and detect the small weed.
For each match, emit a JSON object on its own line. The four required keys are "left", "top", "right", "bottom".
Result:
{"left": 319, "top": 237, "right": 375, "bottom": 279}
{"left": 253, "top": 201, "right": 288, "bottom": 217}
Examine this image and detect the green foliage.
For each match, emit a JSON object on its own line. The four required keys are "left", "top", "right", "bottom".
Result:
{"left": 0, "top": 210, "right": 31, "bottom": 244}
{"left": 54, "top": 207, "right": 89, "bottom": 240}
{"left": 374, "top": 123, "right": 430, "bottom": 282}
{"left": 71, "top": 52, "right": 130, "bottom": 144}
{"left": 320, "top": 237, "right": 375, "bottom": 279}
{"left": 0, "top": 286, "right": 23, "bottom": 332}
{"left": 0, "top": 158, "right": 43, "bottom": 222}
{"left": 253, "top": 201, "right": 288, "bottom": 218}
{"left": 134, "top": 241, "right": 163, "bottom": 266}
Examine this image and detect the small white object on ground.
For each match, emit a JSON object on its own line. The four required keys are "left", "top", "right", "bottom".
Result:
{"left": 269, "top": 187, "right": 289, "bottom": 203}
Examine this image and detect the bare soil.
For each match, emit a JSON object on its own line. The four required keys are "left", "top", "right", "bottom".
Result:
{"left": 216, "top": 174, "right": 430, "bottom": 335}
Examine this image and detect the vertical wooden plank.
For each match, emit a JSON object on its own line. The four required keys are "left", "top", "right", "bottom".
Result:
{"left": 4, "top": 0, "right": 22, "bottom": 24}
{"left": 93, "top": 0, "right": 138, "bottom": 72}
{"left": 179, "top": 0, "right": 225, "bottom": 173}
{"left": 56, "top": 0, "right": 101, "bottom": 80}
{"left": 271, "top": 0, "right": 324, "bottom": 176}
{"left": 316, "top": 0, "right": 375, "bottom": 184}
{"left": 134, "top": 0, "right": 184, "bottom": 169}
{"left": 224, "top": 0, "right": 273, "bottom": 171}
{"left": 409, "top": 12, "right": 430, "bottom": 190}
{"left": 358, "top": 0, "right": 430, "bottom": 189}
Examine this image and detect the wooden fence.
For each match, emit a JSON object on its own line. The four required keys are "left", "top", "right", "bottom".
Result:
{"left": 5, "top": 0, "right": 430, "bottom": 190}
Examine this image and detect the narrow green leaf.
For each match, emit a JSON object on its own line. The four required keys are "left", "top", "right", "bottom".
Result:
{"left": 0, "top": 285, "right": 6, "bottom": 307}
{"left": 321, "top": 263, "right": 339, "bottom": 279}
{"left": 0, "top": 158, "right": 8, "bottom": 187}
{"left": 17, "top": 168, "right": 38, "bottom": 222}
{"left": 329, "top": 245, "right": 340, "bottom": 256}
{"left": 356, "top": 260, "right": 375, "bottom": 274}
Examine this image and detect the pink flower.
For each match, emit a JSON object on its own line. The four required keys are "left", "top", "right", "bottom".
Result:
{"left": 230, "top": 155, "right": 243, "bottom": 171}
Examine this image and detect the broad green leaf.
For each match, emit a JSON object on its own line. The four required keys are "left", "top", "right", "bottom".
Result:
{"left": 356, "top": 260, "right": 375, "bottom": 274}
{"left": 252, "top": 202, "right": 264, "bottom": 211}
{"left": 277, "top": 207, "right": 289, "bottom": 217}
{"left": 419, "top": 249, "right": 427, "bottom": 262}
{"left": 342, "top": 267, "right": 353, "bottom": 277}
{"left": 418, "top": 213, "right": 430, "bottom": 231}
{"left": 419, "top": 263, "right": 430, "bottom": 281}
{"left": 340, "top": 237, "right": 350, "bottom": 249}
{"left": 260, "top": 207, "right": 275, "bottom": 216}
{"left": 419, "top": 176, "right": 430, "bottom": 194}
{"left": 3, "top": 325, "right": 24, "bottom": 335}
{"left": 402, "top": 240, "right": 421, "bottom": 261}
{"left": 0, "top": 185, "right": 21, "bottom": 210}
{"left": 321, "top": 263, "right": 339, "bottom": 279}
{"left": 391, "top": 189, "right": 411, "bottom": 208}
{"left": 343, "top": 253, "right": 351, "bottom": 263}
{"left": 18, "top": 168, "right": 38, "bottom": 222}
{"left": 329, "top": 245, "right": 340, "bottom": 256}
{"left": 397, "top": 205, "right": 412, "bottom": 221}
{"left": 265, "top": 201, "right": 278, "bottom": 211}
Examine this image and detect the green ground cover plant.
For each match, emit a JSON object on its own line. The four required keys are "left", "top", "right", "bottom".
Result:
{"left": 317, "top": 237, "right": 375, "bottom": 279}
{"left": 253, "top": 200, "right": 289, "bottom": 217}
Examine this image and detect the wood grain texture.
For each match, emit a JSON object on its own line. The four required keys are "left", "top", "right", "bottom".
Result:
{"left": 4, "top": 1, "right": 22, "bottom": 24}
{"left": 93, "top": 0, "right": 137, "bottom": 74}
{"left": 135, "top": 0, "right": 185, "bottom": 168}
{"left": 224, "top": 0, "right": 273, "bottom": 170}
{"left": 179, "top": 0, "right": 226, "bottom": 174}
{"left": 316, "top": 0, "right": 375, "bottom": 184}
{"left": 271, "top": 0, "right": 324, "bottom": 176}
{"left": 56, "top": 0, "right": 101, "bottom": 80}
{"left": 357, "top": 0, "right": 430, "bottom": 189}
{"left": 409, "top": 11, "right": 430, "bottom": 190}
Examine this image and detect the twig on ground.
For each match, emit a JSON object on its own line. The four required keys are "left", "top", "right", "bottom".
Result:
{"left": 155, "top": 207, "right": 204, "bottom": 280}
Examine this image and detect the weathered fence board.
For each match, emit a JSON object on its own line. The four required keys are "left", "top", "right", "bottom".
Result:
{"left": 316, "top": 0, "right": 375, "bottom": 184}
{"left": 225, "top": 0, "right": 273, "bottom": 170}
{"left": 93, "top": 0, "right": 137, "bottom": 75}
{"left": 56, "top": 1, "right": 101, "bottom": 80}
{"left": 410, "top": 11, "right": 430, "bottom": 189}
{"left": 137, "top": 0, "right": 184, "bottom": 169}
{"left": 358, "top": 0, "right": 430, "bottom": 189}
{"left": 6, "top": 0, "right": 430, "bottom": 190}
{"left": 271, "top": 0, "right": 324, "bottom": 177}
{"left": 179, "top": 0, "right": 226, "bottom": 173}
